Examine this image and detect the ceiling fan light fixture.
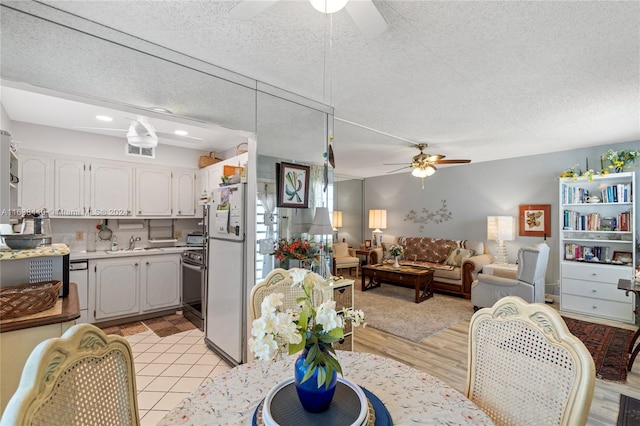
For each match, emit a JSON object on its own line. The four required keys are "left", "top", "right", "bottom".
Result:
{"left": 310, "top": 0, "right": 347, "bottom": 14}
{"left": 95, "top": 115, "right": 113, "bottom": 122}
{"left": 411, "top": 167, "right": 428, "bottom": 178}
{"left": 425, "top": 165, "right": 436, "bottom": 176}
{"left": 174, "top": 130, "right": 188, "bottom": 136}
{"left": 127, "top": 134, "right": 157, "bottom": 149}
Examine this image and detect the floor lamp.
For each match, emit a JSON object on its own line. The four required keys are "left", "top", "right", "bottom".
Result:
{"left": 369, "top": 209, "right": 387, "bottom": 247}
{"left": 487, "top": 216, "right": 516, "bottom": 265}
{"left": 309, "top": 207, "right": 334, "bottom": 278}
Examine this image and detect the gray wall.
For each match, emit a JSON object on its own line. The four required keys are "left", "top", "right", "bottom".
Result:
{"left": 335, "top": 179, "right": 364, "bottom": 247}
{"left": 363, "top": 140, "right": 640, "bottom": 290}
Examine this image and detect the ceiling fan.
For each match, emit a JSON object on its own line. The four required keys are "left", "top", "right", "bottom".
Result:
{"left": 74, "top": 116, "right": 203, "bottom": 149}
{"left": 230, "top": 0, "right": 388, "bottom": 40}
{"left": 384, "top": 143, "right": 471, "bottom": 187}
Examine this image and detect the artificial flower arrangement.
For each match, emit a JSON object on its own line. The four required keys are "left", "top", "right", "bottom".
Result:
{"left": 273, "top": 238, "right": 316, "bottom": 261}
{"left": 389, "top": 244, "right": 403, "bottom": 257}
{"left": 602, "top": 149, "right": 640, "bottom": 173}
{"left": 249, "top": 268, "right": 365, "bottom": 389}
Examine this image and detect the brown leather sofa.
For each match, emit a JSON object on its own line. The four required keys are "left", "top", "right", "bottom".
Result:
{"left": 369, "top": 237, "right": 493, "bottom": 299}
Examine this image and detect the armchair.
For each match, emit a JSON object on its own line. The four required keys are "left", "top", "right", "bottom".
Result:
{"left": 332, "top": 242, "right": 360, "bottom": 277}
{"left": 471, "top": 243, "right": 549, "bottom": 310}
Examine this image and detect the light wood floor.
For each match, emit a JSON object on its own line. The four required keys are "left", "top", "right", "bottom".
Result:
{"left": 350, "top": 287, "right": 640, "bottom": 425}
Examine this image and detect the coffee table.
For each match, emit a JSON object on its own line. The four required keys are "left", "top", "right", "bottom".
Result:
{"left": 361, "top": 264, "right": 434, "bottom": 303}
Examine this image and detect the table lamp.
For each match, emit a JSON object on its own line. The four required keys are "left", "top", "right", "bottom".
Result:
{"left": 487, "top": 216, "right": 515, "bottom": 265}
{"left": 332, "top": 210, "right": 342, "bottom": 242}
{"left": 309, "top": 207, "right": 334, "bottom": 277}
{"left": 369, "top": 209, "right": 387, "bottom": 247}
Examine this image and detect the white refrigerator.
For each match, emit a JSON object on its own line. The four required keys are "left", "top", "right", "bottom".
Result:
{"left": 204, "top": 183, "right": 247, "bottom": 366}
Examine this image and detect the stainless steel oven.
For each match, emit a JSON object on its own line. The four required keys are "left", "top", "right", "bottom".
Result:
{"left": 181, "top": 248, "right": 205, "bottom": 330}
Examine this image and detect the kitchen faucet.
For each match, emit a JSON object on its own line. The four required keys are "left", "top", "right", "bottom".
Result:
{"left": 129, "top": 235, "right": 141, "bottom": 250}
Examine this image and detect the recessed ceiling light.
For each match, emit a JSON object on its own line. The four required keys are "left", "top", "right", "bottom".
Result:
{"left": 96, "top": 115, "right": 113, "bottom": 122}
{"left": 174, "top": 130, "right": 189, "bottom": 136}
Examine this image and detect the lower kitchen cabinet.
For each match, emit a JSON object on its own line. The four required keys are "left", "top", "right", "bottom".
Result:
{"left": 94, "top": 258, "right": 140, "bottom": 321}
{"left": 141, "top": 255, "right": 181, "bottom": 311}
{"left": 90, "top": 254, "right": 181, "bottom": 322}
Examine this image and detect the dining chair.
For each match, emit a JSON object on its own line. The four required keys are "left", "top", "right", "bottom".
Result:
{"left": 466, "top": 296, "right": 595, "bottom": 426}
{"left": 1, "top": 323, "right": 140, "bottom": 426}
{"left": 250, "top": 268, "right": 305, "bottom": 322}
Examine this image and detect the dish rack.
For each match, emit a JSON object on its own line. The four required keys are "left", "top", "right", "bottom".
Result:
{"left": 148, "top": 219, "right": 178, "bottom": 247}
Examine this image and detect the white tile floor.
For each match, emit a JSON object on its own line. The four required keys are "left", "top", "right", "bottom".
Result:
{"left": 126, "top": 327, "right": 231, "bottom": 425}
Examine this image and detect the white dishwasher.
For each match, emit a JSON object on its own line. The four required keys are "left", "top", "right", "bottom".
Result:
{"left": 70, "top": 260, "right": 89, "bottom": 323}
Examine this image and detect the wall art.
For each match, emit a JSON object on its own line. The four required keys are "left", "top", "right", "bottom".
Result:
{"left": 519, "top": 204, "right": 551, "bottom": 237}
{"left": 404, "top": 199, "right": 452, "bottom": 232}
{"left": 276, "top": 162, "right": 310, "bottom": 208}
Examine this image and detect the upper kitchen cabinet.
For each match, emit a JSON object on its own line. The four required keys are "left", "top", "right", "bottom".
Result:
{"left": 90, "top": 162, "right": 134, "bottom": 217}
{"left": 54, "top": 158, "right": 88, "bottom": 217}
{"left": 136, "top": 167, "right": 172, "bottom": 216}
{"left": 18, "top": 153, "right": 51, "bottom": 213}
{"left": 173, "top": 169, "right": 197, "bottom": 217}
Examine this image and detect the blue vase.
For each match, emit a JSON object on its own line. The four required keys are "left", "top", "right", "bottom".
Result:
{"left": 294, "top": 346, "right": 338, "bottom": 413}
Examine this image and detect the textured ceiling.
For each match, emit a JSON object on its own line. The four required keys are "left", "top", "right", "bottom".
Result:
{"left": 1, "top": 0, "right": 639, "bottom": 178}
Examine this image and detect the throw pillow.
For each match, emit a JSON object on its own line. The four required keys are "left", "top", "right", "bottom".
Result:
{"left": 444, "top": 248, "right": 476, "bottom": 267}
{"left": 334, "top": 242, "right": 350, "bottom": 258}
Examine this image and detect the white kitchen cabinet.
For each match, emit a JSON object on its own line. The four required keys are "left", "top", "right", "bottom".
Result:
{"left": 141, "top": 254, "right": 181, "bottom": 311}
{"left": 18, "top": 153, "right": 51, "bottom": 212}
{"left": 136, "top": 167, "right": 172, "bottom": 216}
{"left": 90, "top": 162, "right": 134, "bottom": 216}
{"left": 54, "top": 158, "right": 88, "bottom": 216}
{"left": 173, "top": 169, "right": 197, "bottom": 216}
{"left": 93, "top": 258, "right": 140, "bottom": 320}
{"left": 559, "top": 171, "right": 636, "bottom": 323}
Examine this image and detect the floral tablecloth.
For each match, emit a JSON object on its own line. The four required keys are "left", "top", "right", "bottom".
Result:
{"left": 158, "top": 351, "right": 495, "bottom": 425}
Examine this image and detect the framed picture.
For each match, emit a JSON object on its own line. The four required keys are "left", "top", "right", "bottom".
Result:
{"left": 519, "top": 204, "right": 551, "bottom": 237}
{"left": 276, "top": 162, "right": 310, "bottom": 208}
{"left": 612, "top": 251, "right": 633, "bottom": 264}
{"left": 364, "top": 240, "right": 372, "bottom": 249}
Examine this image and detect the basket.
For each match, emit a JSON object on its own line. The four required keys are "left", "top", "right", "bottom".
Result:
{"left": 199, "top": 152, "right": 222, "bottom": 168}
{"left": 0, "top": 280, "right": 62, "bottom": 319}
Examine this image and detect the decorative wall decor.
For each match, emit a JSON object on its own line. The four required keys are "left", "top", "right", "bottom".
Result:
{"left": 519, "top": 204, "right": 551, "bottom": 237}
{"left": 276, "top": 162, "right": 310, "bottom": 208}
{"left": 404, "top": 200, "right": 452, "bottom": 232}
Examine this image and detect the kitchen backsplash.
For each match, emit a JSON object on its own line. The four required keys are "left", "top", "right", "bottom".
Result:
{"left": 49, "top": 218, "right": 201, "bottom": 253}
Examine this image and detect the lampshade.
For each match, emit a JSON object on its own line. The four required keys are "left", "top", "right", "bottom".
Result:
{"left": 332, "top": 210, "right": 343, "bottom": 228}
{"left": 368, "top": 209, "right": 387, "bottom": 230}
{"left": 308, "top": 207, "right": 334, "bottom": 235}
{"left": 487, "top": 216, "right": 516, "bottom": 241}
{"left": 309, "top": 0, "right": 347, "bottom": 14}
{"left": 411, "top": 168, "right": 428, "bottom": 178}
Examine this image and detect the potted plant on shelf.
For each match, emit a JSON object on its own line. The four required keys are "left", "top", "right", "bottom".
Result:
{"left": 249, "top": 268, "right": 365, "bottom": 413}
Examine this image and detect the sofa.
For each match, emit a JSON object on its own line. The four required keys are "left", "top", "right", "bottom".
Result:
{"left": 369, "top": 237, "right": 494, "bottom": 299}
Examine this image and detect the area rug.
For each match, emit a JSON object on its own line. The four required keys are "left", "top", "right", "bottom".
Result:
{"left": 353, "top": 284, "right": 474, "bottom": 343}
{"left": 99, "top": 314, "right": 197, "bottom": 338}
{"left": 617, "top": 394, "right": 640, "bottom": 425}
{"left": 562, "top": 316, "right": 633, "bottom": 383}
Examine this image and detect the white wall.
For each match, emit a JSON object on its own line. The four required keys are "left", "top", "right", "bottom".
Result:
{"left": 11, "top": 121, "right": 206, "bottom": 168}
{"left": 363, "top": 140, "right": 640, "bottom": 290}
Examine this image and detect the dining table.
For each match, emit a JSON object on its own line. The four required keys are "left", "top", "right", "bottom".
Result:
{"left": 158, "top": 351, "right": 495, "bottom": 425}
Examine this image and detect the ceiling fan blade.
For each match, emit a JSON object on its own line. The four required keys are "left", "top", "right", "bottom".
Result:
{"left": 155, "top": 131, "right": 203, "bottom": 142}
{"left": 435, "top": 159, "right": 472, "bottom": 164}
{"left": 386, "top": 166, "right": 410, "bottom": 174}
{"left": 345, "top": 0, "right": 388, "bottom": 40}
{"left": 73, "top": 127, "right": 127, "bottom": 132}
{"left": 427, "top": 154, "right": 444, "bottom": 162}
{"left": 230, "top": 0, "right": 280, "bottom": 20}
{"left": 382, "top": 162, "right": 411, "bottom": 166}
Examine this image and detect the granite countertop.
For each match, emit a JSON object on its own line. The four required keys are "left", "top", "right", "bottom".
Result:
{"left": 70, "top": 246, "right": 190, "bottom": 260}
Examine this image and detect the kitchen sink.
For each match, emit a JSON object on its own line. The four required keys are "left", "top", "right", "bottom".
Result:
{"left": 106, "top": 248, "right": 163, "bottom": 254}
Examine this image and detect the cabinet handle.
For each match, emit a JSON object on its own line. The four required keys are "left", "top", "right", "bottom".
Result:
{"left": 591, "top": 273, "right": 597, "bottom": 276}
{"left": 338, "top": 288, "right": 346, "bottom": 294}
{"left": 138, "top": 211, "right": 142, "bottom": 214}
{"left": 592, "top": 289, "right": 597, "bottom": 293}
{"left": 592, "top": 306, "right": 597, "bottom": 309}
{"left": 135, "top": 263, "right": 139, "bottom": 267}
{"left": 178, "top": 210, "right": 182, "bottom": 214}
{"left": 146, "top": 262, "right": 150, "bottom": 266}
